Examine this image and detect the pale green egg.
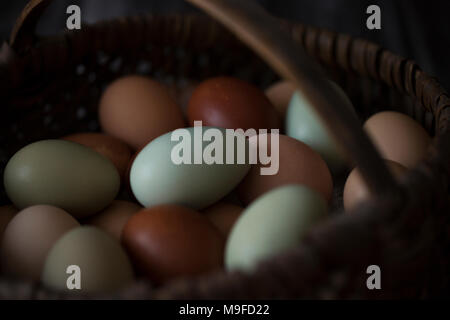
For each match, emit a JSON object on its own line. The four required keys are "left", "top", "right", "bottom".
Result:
{"left": 286, "top": 82, "right": 355, "bottom": 173}
{"left": 3, "top": 140, "right": 120, "bottom": 218}
{"left": 41, "top": 226, "right": 134, "bottom": 293}
{"left": 225, "top": 184, "right": 327, "bottom": 272}
{"left": 130, "top": 127, "right": 251, "bottom": 210}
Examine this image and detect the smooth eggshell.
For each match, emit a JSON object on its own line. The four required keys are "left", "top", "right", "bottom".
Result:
{"left": 363, "top": 111, "right": 431, "bottom": 168}
{"left": 202, "top": 202, "right": 243, "bottom": 237}
{"left": 187, "top": 77, "right": 280, "bottom": 131}
{"left": 3, "top": 140, "right": 120, "bottom": 218}
{"left": 238, "top": 134, "right": 333, "bottom": 205}
{"left": 63, "top": 133, "right": 131, "bottom": 182}
{"left": 130, "top": 127, "right": 251, "bottom": 210}
{"left": 265, "top": 80, "right": 297, "bottom": 118}
{"left": 226, "top": 185, "right": 327, "bottom": 272}
{"left": 84, "top": 200, "right": 142, "bottom": 241}
{"left": 1, "top": 205, "right": 79, "bottom": 280}
{"left": 99, "top": 75, "right": 186, "bottom": 150}
{"left": 41, "top": 226, "right": 134, "bottom": 293}
{"left": 122, "top": 205, "right": 224, "bottom": 285}
{"left": 0, "top": 205, "right": 18, "bottom": 244}
{"left": 343, "top": 160, "right": 408, "bottom": 211}
{"left": 286, "top": 82, "right": 356, "bottom": 173}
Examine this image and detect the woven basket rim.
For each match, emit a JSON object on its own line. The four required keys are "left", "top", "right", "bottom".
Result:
{"left": 0, "top": 13, "right": 449, "bottom": 299}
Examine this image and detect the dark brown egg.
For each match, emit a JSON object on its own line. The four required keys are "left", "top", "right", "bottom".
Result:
{"left": 202, "top": 202, "right": 243, "bottom": 237}
{"left": 187, "top": 77, "right": 280, "bottom": 131}
{"left": 238, "top": 134, "right": 333, "bottom": 205}
{"left": 122, "top": 205, "right": 224, "bottom": 285}
{"left": 62, "top": 132, "right": 131, "bottom": 183}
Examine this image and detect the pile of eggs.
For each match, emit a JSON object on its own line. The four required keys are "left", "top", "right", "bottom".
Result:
{"left": 0, "top": 75, "right": 431, "bottom": 294}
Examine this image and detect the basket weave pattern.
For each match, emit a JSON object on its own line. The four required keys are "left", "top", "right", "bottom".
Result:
{"left": 0, "top": 14, "right": 449, "bottom": 299}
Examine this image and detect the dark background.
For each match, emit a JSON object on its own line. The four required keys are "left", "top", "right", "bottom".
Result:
{"left": 0, "top": 0, "right": 449, "bottom": 90}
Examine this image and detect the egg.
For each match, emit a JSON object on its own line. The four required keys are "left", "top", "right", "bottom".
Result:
{"left": 130, "top": 127, "right": 250, "bottom": 210}
{"left": 187, "top": 77, "right": 280, "bottom": 131}
{"left": 1, "top": 205, "right": 79, "bottom": 280}
{"left": 122, "top": 205, "right": 224, "bottom": 285}
{"left": 265, "top": 80, "right": 297, "bottom": 118}
{"left": 363, "top": 111, "right": 431, "bottom": 168}
{"left": 226, "top": 185, "right": 327, "bottom": 272}
{"left": 84, "top": 200, "right": 142, "bottom": 241}
{"left": 3, "top": 140, "right": 120, "bottom": 218}
{"left": 41, "top": 226, "right": 134, "bottom": 293}
{"left": 237, "top": 134, "right": 333, "bottom": 205}
{"left": 62, "top": 132, "right": 131, "bottom": 182}
{"left": 99, "top": 75, "right": 186, "bottom": 150}
{"left": 202, "top": 202, "right": 243, "bottom": 237}
{"left": 343, "top": 160, "right": 408, "bottom": 211}
{"left": 286, "top": 82, "right": 356, "bottom": 173}
{"left": 0, "top": 205, "right": 18, "bottom": 244}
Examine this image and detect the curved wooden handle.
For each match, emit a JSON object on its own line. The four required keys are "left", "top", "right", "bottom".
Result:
{"left": 9, "top": 0, "right": 52, "bottom": 51}
{"left": 186, "top": 0, "right": 396, "bottom": 194}
{"left": 10, "top": 0, "right": 396, "bottom": 194}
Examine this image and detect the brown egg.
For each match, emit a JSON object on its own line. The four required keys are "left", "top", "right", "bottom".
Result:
{"left": 1, "top": 205, "right": 79, "bottom": 281}
{"left": 62, "top": 132, "right": 131, "bottom": 182}
{"left": 265, "top": 80, "right": 296, "bottom": 118}
{"left": 343, "top": 160, "right": 408, "bottom": 211}
{"left": 0, "top": 205, "right": 18, "bottom": 242}
{"left": 99, "top": 75, "right": 186, "bottom": 150}
{"left": 202, "top": 202, "right": 243, "bottom": 237}
{"left": 238, "top": 134, "right": 333, "bottom": 205}
{"left": 122, "top": 205, "right": 224, "bottom": 285}
{"left": 84, "top": 200, "right": 142, "bottom": 241}
{"left": 364, "top": 111, "right": 431, "bottom": 168}
{"left": 187, "top": 77, "right": 280, "bottom": 131}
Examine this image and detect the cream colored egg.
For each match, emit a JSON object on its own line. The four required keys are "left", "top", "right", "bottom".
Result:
{"left": 364, "top": 111, "right": 431, "bottom": 168}
{"left": 343, "top": 160, "right": 408, "bottom": 211}
{"left": 1, "top": 205, "right": 79, "bottom": 280}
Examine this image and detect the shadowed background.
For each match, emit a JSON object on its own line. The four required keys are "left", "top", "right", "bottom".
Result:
{"left": 0, "top": 0, "right": 449, "bottom": 90}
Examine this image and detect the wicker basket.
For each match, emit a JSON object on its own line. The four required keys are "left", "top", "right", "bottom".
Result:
{"left": 0, "top": 0, "right": 449, "bottom": 299}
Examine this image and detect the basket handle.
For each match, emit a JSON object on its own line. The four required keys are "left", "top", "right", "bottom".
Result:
{"left": 9, "top": 0, "right": 52, "bottom": 51}
{"left": 9, "top": 0, "right": 397, "bottom": 195}
{"left": 187, "top": 0, "right": 396, "bottom": 195}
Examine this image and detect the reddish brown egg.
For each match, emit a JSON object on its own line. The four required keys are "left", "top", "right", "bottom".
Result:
{"left": 187, "top": 77, "right": 280, "bottom": 131}
{"left": 122, "top": 205, "right": 224, "bottom": 285}
{"left": 99, "top": 75, "right": 186, "bottom": 150}
{"left": 202, "top": 202, "right": 243, "bottom": 237}
{"left": 62, "top": 132, "right": 131, "bottom": 182}
{"left": 238, "top": 134, "right": 333, "bottom": 205}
